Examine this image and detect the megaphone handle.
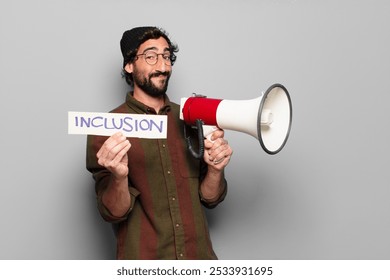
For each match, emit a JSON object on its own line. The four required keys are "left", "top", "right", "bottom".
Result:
{"left": 184, "top": 119, "right": 205, "bottom": 159}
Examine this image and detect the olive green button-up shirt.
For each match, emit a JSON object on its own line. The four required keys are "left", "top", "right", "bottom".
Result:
{"left": 86, "top": 92, "right": 227, "bottom": 260}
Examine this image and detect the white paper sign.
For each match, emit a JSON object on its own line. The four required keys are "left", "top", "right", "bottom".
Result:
{"left": 68, "top": 111, "right": 167, "bottom": 138}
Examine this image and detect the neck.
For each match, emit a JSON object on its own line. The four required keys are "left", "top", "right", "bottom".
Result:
{"left": 133, "top": 87, "right": 165, "bottom": 113}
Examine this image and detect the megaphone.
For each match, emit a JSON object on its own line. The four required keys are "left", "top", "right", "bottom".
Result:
{"left": 179, "top": 83, "right": 292, "bottom": 156}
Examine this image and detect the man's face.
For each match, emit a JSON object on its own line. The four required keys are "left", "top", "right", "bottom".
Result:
{"left": 127, "top": 37, "right": 172, "bottom": 97}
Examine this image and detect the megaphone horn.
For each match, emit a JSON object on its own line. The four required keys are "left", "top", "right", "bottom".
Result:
{"left": 180, "top": 83, "right": 292, "bottom": 155}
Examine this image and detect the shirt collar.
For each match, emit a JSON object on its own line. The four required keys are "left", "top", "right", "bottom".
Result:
{"left": 125, "top": 91, "right": 171, "bottom": 114}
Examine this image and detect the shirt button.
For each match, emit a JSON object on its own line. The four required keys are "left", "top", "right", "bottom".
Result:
{"left": 179, "top": 253, "right": 184, "bottom": 258}
{"left": 175, "top": 223, "right": 180, "bottom": 228}
{"left": 172, "top": 197, "right": 176, "bottom": 201}
{"left": 167, "top": 171, "right": 171, "bottom": 175}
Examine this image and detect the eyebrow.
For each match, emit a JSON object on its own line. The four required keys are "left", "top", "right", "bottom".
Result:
{"left": 141, "top": 46, "right": 170, "bottom": 54}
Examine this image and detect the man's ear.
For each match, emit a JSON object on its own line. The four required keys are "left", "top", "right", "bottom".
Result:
{"left": 124, "top": 63, "right": 133, "bottom": 74}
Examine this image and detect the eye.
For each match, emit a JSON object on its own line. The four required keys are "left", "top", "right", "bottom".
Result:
{"left": 162, "top": 53, "right": 171, "bottom": 60}
{"left": 145, "top": 52, "right": 157, "bottom": 60}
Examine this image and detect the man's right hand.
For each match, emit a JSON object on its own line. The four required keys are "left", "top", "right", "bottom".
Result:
{"left": 96, "top": 132, "right": 131, "bottom": 180}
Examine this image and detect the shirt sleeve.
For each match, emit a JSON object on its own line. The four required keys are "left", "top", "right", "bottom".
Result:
{"left": 86, "top": 134, "right": 139, "bottom": 223}
{"left": 198, "top": 160, "right": 228, "bottom": 209}
{"left": 199, "top": 178, "right": 228, "bottom": 209}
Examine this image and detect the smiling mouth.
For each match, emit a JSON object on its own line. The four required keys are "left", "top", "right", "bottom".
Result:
{"left": 150, "top": 72, "right": 169, "bottom": 78}
{"left": 152, "top": 76, "right": 167, "bottom": 84}
{"left": 153, "top": 75, "right": 166, "bottom": 79}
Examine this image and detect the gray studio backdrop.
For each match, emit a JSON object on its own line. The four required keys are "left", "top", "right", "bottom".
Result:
{"left": 1, "top": 0, "right": 389, "bottom": 259}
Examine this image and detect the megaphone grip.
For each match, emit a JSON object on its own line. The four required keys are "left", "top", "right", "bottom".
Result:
{"left": 182, "top": 97, "right": 222, "bottom": 126}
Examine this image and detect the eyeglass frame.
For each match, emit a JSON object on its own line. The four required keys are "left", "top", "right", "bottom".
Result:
{"left": 134, "top": 50, "right": 176, "bottom": 66}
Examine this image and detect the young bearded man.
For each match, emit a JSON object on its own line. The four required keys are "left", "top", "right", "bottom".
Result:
{"left": 86, "top": 26, "right": 233, "bottom": 260}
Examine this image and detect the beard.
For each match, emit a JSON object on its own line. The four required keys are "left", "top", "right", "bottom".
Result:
{"left": 133, "top": 69, "right": 171, "bottom": 98}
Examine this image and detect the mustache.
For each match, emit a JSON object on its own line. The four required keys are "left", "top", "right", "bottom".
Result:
{"left": 149, "top": 71, "right": 170, "bottom": 78}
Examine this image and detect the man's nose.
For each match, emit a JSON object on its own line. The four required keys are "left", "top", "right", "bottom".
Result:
{"left": 155, "top": 54, "right": 168, "bottom": 71}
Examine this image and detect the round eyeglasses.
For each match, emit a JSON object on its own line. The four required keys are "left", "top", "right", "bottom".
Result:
{"left": 135, "top": 51, "right": 176, "bottom": 66}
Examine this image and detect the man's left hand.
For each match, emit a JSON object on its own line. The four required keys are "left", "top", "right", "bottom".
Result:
{"left": 203, "top": 129, "right": 233, "bottom": 170}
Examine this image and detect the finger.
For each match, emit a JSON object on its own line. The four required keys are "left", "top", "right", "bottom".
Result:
{"left": 212, "top": 157, "right": 225, "bottom": 165}
{"left": 204, "top": 138, "right": 214, "bottom": 149}
{"left": 106, "top": 139, "right": 130, "bottom": 160}
{"left": 103, "top": 141, "right": 131, "bottom": 179}
{"left": 97, "top": 134, "right": 129, "bottom": 165}
{"left": 97, "top": 132, "right": 127, "bottom": 158}
{"left": 106, "top": 140, "right": 131, "bottom": 168}
{"left": 208, "top": 138, "right": 229, "bottom": 159}
{"left": 110, "top": 141, "right": 131, "bottom": 166}
{"left": 209, "top": 129, "right": 224, "bottom": 142}
{"left": 212, "top": 149, "right": 233, "bottom": 165}
{"left": 99, "top": 139, "right": 130, "bottom": 165}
